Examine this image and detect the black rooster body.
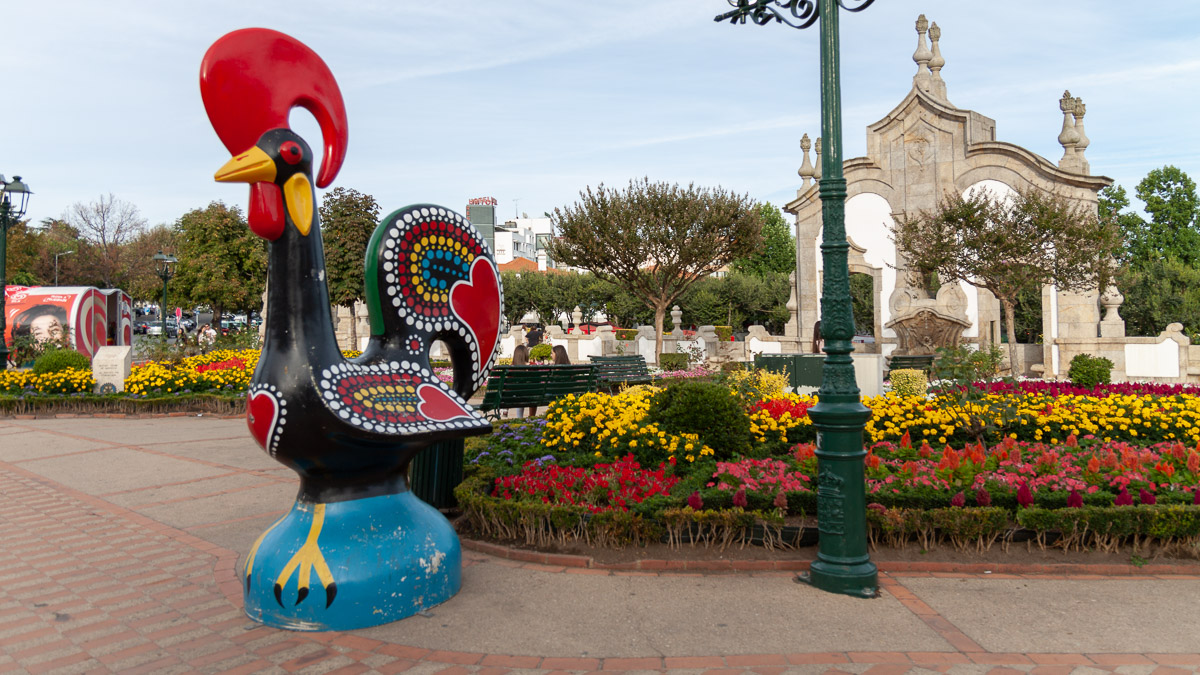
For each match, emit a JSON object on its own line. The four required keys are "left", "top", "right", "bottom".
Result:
{"left": 201, "top": 28, "right": 500, "bottom": 631}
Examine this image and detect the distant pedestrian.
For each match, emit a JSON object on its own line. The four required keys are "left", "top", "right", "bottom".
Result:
{"left": 552, "top": 345, "right": 570, "bottom": 365}
{"left": 198, "top": 324, "right": 217, "bottom": 353}
{"left": 811, "top": 320, "right": 823, "bottom": 354}
{"left": 526, "top": 325, "right": 543, "bottom": 348}
{"left": 510, "top": 345, "right": 537, "bottom": 418}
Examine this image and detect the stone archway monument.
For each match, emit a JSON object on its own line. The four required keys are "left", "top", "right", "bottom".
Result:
{"left": 786, "top": 14, "right": 1112, "bottom": 371}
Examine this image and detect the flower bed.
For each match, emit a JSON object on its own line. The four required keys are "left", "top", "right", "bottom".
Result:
{"left": 458, "top": 379, "right": 1200, "bottom": 554}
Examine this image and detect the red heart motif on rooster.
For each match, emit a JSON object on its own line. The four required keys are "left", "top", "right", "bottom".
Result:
{"left": 449, "top": 258, "right": 500, "bottom": 377}
{"left": 416, "top": 384, "right": 472, "bottom": 422}
{"left": 246, "top": 390, "right": 280, "bottom": 449}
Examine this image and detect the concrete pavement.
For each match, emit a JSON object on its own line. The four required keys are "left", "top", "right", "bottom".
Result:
{"left": 1, "top": 415, "right": 1200, "bottom": 674}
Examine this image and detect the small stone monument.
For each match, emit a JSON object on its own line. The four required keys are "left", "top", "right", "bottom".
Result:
{"left": 92, "top": 346, "right": 132, "bottom": 394}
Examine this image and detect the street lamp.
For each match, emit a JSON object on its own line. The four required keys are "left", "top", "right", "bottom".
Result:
{"left": 152, "top": 251, "right": 177, "bottom": 341}
{"left": 0, "top": 175, "right": 33, "bottom": 371}
{"left": 54, "top": 250, "right": 74, "bottom": 286}
{"left": 715, "top": 0, "right": 877, "bottom": 598}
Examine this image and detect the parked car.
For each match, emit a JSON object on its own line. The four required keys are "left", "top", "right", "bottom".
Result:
{"left": 147, "top": 319, "right": 180, "bottom": 339}
{"left": 133, "top": 319, "right": 151, "bottom": 335}
{"left": 220, "top": 319, "right": 247, "bottom": 335}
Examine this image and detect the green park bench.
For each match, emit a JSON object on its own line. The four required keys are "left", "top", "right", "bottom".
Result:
{"left": 478, "top": 364, "right": 598, "bottom": 420}
{"left": 886, "top": 354, "right": 936, "bottom": 374}
{"left": 589, "top": 354, "right": 653, "bottom": 388}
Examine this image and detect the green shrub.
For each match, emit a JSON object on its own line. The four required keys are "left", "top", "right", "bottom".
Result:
{"left": 615, "top": 329, "right": 638, "bottom": 341}
{"left": 645, "top": 380, "right": 752, "bottom": 459}
{"left": 889, "top": 368, "right": 927, "bottom": 397}
{"left": 32, "top": 348, "right": 91, "bottom": 374}
{"left": 720, "top": 361, "right": 747, "bottom": 373}
{"left": 659, "top": 353, "right": 688, "bottom": 371}
{"left": 714, "top": 326, "right": 733, "bottom": 341}
{"left": 1068, "top": 353, "right": 1113, "bottom": 388}
{"left": 529, "top": 343, "right": 553, "bottom": 361}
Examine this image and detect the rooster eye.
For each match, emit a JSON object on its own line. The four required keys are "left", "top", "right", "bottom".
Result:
{"left": 279, "top": 141, "right": 303, "bottom": 165}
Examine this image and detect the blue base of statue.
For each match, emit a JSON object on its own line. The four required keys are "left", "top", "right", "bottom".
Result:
{"left": 242, "top": 490, "right": 462, "bottom": 631}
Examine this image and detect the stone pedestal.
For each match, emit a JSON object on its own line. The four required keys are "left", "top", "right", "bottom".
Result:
{"left": 93, "top": 346, "right": 132, "bottom": 394}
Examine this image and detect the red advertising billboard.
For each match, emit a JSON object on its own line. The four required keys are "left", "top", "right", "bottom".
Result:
{"left": 4, "top": 285, "right": 133, "bottom": 360}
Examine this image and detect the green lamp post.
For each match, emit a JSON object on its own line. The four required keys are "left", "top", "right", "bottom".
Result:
{"left": 152, "top": 251, "right": 177, "bottom": 342}
{"left": 0, "top": 175, "right": 33, "bottom": 371}
{"left": 715, "top": 0, "right": 877, "bottom": 598}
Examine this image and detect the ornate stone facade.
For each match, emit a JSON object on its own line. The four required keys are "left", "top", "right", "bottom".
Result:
{"left": 784, "top": 14, "right": 1113, "bottom": 376}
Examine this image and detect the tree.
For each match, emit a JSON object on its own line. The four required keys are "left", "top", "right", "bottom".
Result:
{"left": 732, "top": 202, "right": 794, "bottom": 277}
{"left": 1112, "top": 167, "right": 1200, "bottom": 266}
{"left": 172, "top": 202, "right": 267, "bottom": 323}
{"left": 319, "top": 187, "right": 381, "bottom": 348}
{"left": 1118, "top": 258, "right": 1200, "bottom": 338}
{"left": 894, "top": 187, "right": 1120, "bottom": 373}
{"left": 66, "top": 194, "right": 146, "bottom": 288}
{"left": 124, "top": 225, "right": 180, "bottom": 303}
{"left": 547, "top": 179, "right": 762, "bottom": 362}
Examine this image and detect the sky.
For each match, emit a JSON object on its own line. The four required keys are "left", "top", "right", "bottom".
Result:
{"left": 5, "top": 1, "right": 1199, "bottom": 231}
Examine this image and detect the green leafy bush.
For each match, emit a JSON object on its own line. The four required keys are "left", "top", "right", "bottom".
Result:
{"left": 529, "top": 343, "right": 553, "bottom": 361}
{"left": 889, "top": 368, "right": 927, "bottom": 397}
{"left": 615, "top": 329, "right": 638, "bottom": 341}
{"left": 659, "top": 353, "right": 688, "bottom": 370}
{"left": 1068, "top": 353, "right": 1114, "bottom": 388}
{"left": 32, "top": 348, "right": 91, "bottom": 374}
{"left": 714, "top": 326, "right": 733, "bottom": 341}
{"left": 646, "top": 380, "right": 752, "bottom": 459}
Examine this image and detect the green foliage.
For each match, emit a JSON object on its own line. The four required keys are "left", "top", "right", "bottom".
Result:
{"left": 645, "top": 381, "right": 752, "bottom": 459}
{"left": 850, "top": 272, "right": 874, "bottom": 335}
{"left": 676, "top": 272, "right": 790, "bottom": 333}
{"left": 528, "top": 344, "right": 553, "bottom": 361}
{"left": 548, "top": 178, "right": 763, "bottom": 356}
{"left": 615, "top": 329, "right": 638, "bottom": 340}
{"left": 1118, "top": 256, "right": 1200, "bottom": 337}
{"left": 714, "top": 326, "right": 733, "bottom": 341}
{"left": 658, "top": 353, "right": 689, "bottom": 371}
{"left": 1130, "top": 166, "right": 1200, "bottom": 266}
{"left": 320, "top": 187, "right": 380, "bottom": 307}
{"left": 32, "top": 348, "right": 91, "bottom": 374}
{"left": 731, "top": 202, "right": 794, "bottom": 277}
{"left": 1068, "top": 353, "right": 1114, "bottom": 388}
{"left": 932, "top": 344, "right": 1004, "bottom": 383}
{"left": 172, "top": 202, "right": 266, "bottom": 322}
{"left": 889, "top": 369, "right": 927, "bottom": 397}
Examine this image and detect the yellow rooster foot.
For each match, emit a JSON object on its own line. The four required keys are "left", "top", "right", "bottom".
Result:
{"left": 270, "top": 504, "right": 338, "bottom": 608}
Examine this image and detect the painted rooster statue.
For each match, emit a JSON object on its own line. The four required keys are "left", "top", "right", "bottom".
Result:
{"left": 200, "top": 28, "right": 501, "bottom": 631}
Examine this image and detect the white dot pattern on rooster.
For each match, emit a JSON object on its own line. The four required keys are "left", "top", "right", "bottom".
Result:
{"left": 316, "top": 360, "right": 483, "bottom": 434}
{"left": 378, "top": 204, "right": 502, "bottom": 393}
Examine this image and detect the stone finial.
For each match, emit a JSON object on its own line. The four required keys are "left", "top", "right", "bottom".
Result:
{"left": 1072, "top": 98, "right": 1090, "bottom": 174}
{"left": 912, "top": 14, "right": 932, "bottom": 92}
{"left": 1057, "top": 90, "right": 1081, "bottom": 171}
{"left": 670, "top": 305, "right": 684, "bottom": 337}
{"left": 928, "top": 21, "right": 947, "bottom": 100}
{"left": 570, "top": 305, "right": 584, "bottom": 334}
{"left": 1099, "top": 283, "right": 1124, "bottom": 338}
{"left": 813, "top": 137, "right": 823, "bottom": 181}
{"left": 797, "top": 133, "right": 815, "bottom": 191}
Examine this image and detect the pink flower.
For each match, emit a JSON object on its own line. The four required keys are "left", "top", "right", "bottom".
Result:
{"left": 950, "top": 491, "right": 965, "bottom": 508}
{"left": 867, "top": 502, "right": 886, "bottom": 513}
{"left": 1067, "top": 490, "right": 1083, "bottom": 508}
{"left": 773, "top": 491, "right": 789, "bottom": 510}
{"left": 1114, "top": 488, "right": 1133, "bottom": 506}
{"left": 687, "top": 491, "right": 704, "bottom": 510}
{"left": 732, "top": 487, "right": 747, "bottom": 508}
{"left": 1139, "top": 488, "right": 1156, "bottom": 505}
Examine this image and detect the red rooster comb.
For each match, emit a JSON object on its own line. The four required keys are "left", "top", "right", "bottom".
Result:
{"left": 200, "top": 28, "right": 348, "bottom": 188}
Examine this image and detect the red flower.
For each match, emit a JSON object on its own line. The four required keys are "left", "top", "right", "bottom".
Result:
{"left": 975, "top": 486, "right": 992, "bottom": 507}
{"left": 773, "top": 491, "right": 789, "bottom": 510}
{"left": 899, "top": 431, "right": 911, "bottom": 450}
{"left": 732, "top": 487, "right": 747, "bottom": 508}
{"left": 687, "top": 491, "right": 704, "bottom": 510}
{"left": 1017, "top": 482, "right": 1034, "bottom": 508}
{"left": 1067, "top": 490, "right": 1083, "bottom": 508}
{"left": 950, "top": 491, "right": 965, "bottom": 508}
{"left": 1138, "top": 488, "right": 1156, "bottom": 505}
{"left": 1114, "top": 488, "right": 1133, "bottom": 506}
